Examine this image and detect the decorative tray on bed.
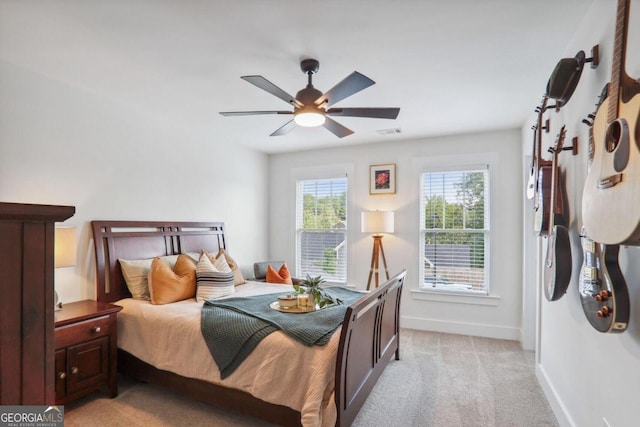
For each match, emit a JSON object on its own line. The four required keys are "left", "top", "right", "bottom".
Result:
{"left": 270, "top": 294, "right": 327, "bottom": 313}
{"left": 269, "top": 301, "right": 319, "bottom": 313}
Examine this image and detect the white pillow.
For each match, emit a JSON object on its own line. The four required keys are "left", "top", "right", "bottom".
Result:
{"left": 119, "top": 258, "right": 154, "bottom": 300}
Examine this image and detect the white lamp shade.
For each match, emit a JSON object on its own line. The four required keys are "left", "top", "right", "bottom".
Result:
{"left": 55, "top": 227, "right": 77, "bottom": 268}
{"left": 361, "top": 211, "right": 394, "bottom": 234}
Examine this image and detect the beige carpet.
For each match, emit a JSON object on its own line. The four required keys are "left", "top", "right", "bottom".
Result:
{"left": 64, "top": 329, "right": 558, "bottom": 427}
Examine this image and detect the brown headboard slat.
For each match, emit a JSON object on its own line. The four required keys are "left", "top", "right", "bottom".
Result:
{"left": 91, "top": 221, "right": 226, "bottom": 303}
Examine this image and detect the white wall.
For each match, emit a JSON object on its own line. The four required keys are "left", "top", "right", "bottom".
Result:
{"left": 269, "top": 129, "right": 524, "bottom": 341}
{"left": 0, "top": 60, "right": 270, "bottom": 303}
{"left": 522, "top": 1, "right": 640, "bottom": 425}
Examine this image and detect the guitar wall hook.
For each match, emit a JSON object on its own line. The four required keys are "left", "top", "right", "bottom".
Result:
{"left": 566, "top": 137, "right": 579, "bottom": 156}
{"left": 546, "top": 131, "right": 577, "bottom": 156}
{"left": 582, "top": 114, "right": 595, "bottom": 127}
{"left": 586, "top": 44, "right": 600, "bottom": 69}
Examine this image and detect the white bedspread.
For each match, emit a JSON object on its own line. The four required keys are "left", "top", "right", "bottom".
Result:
{"left": 116, "top": 281, "right": 338, "bottom": 427}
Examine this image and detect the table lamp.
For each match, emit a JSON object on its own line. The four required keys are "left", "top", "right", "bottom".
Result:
{"left": 54, "top": 227, "right": 77, "bottom": 310}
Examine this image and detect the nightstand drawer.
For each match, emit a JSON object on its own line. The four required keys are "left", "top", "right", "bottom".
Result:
{"left": 55, "top": 315, "right": 111, "bottom": 349}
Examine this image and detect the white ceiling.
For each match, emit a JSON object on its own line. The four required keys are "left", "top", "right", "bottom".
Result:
{"left": 0, "top": 0, "right": 592, "bottom": 154}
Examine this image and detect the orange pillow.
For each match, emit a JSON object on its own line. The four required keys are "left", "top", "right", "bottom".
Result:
{"left": 148, "top": 254, "right": 196, "bottom": 305}
{"left": 266, "top": 264, "right": 293, "bottom": 285}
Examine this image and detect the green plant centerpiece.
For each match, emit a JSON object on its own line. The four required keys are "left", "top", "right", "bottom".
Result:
{"left": 293, "top": 274, "right": 343, "bottom": 309}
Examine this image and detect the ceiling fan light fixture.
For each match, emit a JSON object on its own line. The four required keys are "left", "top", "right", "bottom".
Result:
{"left": 294, "top": 109, "right": 326, "bottom": 127}
{"left": 221, "top": 59, "right": 400, "bottom": 138}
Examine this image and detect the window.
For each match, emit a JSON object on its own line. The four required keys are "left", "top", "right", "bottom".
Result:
{"left": 420, "top": 167, "right": 489, "bottom": 294}
{"left": 296, "top": 177, "right": 347, "bottom": 284}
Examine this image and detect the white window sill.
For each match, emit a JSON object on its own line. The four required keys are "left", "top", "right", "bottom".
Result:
{"left": 410, "top": 288, "right": 500, "bottom": 306}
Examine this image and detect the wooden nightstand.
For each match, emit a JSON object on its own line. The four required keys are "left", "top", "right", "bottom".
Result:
{"left": 54, "top": 300, "right": 122, "bottom": 404}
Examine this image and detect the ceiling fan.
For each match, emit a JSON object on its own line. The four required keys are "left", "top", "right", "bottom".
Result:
{"left": 219, "top": 59, "right": 400, "bottom": 138}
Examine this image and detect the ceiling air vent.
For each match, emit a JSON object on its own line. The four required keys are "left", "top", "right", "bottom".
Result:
{"left": 376, "top": 128, "right": 402, "bottom": 136}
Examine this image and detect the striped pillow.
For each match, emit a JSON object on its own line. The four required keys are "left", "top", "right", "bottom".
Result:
{"left": 196, "top": 252, "right": 235, "bottom": 302}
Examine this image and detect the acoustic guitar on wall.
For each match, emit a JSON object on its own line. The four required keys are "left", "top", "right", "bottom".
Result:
{"left": 527, "top": 96, "right": 550, "bottom": 201}
{"left": 531, "top": 97, "right": 561, "bottom": 237}
{"left": 578, "top": 228, "right": 629, "bottom": 333}
{"left": 543, "top": 126, "right": 572, "bottom": 301}
{"left": 582, "top": 0, "right": 640, "bottom": 245}
{"left": 534, "top": 128, "right": 564, "bottom": 237}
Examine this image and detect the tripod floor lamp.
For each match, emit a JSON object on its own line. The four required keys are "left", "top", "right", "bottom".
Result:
{"left": 361, "top": 210, "right": 394, "bottom": 290}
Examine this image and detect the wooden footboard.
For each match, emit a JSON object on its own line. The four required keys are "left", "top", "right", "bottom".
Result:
{"left": 335, "top": 270, "right": 406, "bottom": 427}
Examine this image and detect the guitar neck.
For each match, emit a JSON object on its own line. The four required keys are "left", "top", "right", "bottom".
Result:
{"left": 530, "top": 126, "right": 537, "bottom": 165}
{"left": 548, "top": 152, "right": 559, "bottom": 229}
{"left": 548, "top": 127, "right": 567, "bottom": 229}
{"left": 607, "top": 0, "right": 630, "bottom": 123}
{"left": 535, "top": 98, "right": 548, "bottom": 162}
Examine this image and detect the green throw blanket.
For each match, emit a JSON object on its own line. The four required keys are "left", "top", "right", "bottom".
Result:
{"left": 201, "top": 287, "right": 363, "bottom": 379}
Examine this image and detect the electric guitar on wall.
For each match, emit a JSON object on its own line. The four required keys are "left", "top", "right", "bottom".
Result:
{"left": 578, "top": 228, "right": 629, "bottom": 333}
{"left": 543, "top": 126, "right": 572, "bottom": 301}
{"left": 582, "top": 0, "right": 640, "bottom": 245}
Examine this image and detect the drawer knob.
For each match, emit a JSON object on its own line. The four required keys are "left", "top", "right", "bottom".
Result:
{"left": 71, "top": 367, "right": 79, "bottom": 375}
{"left": 57, "top": 372, "right": 66, "bottom": 380}
{"left": 93, "top": 326, "right": 101, "bottom": 333}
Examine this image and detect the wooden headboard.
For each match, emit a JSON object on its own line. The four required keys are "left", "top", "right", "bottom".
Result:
{"left": 91, "top": 221, "right": 226, "bottom": 303}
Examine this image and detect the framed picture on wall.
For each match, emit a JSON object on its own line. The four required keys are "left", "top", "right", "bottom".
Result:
{"left": 370, "top": 163, "right": 396, "bottom": 195}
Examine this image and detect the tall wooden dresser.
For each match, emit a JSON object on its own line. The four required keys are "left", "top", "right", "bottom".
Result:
{"left": 0, "top": 202, "right": 75, "bottom": 404}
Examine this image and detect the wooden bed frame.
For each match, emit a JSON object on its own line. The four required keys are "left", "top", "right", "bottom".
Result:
{"left": 91, "top": 220, "right": 405, "bottom": 427}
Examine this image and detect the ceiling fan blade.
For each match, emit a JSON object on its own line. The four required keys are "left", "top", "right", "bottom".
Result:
{"left": 270, "top": 120, "right": 297, "bottom": 136}
{"left": 326, "top": 107, "right": 400, "bottom": 119}
{"left": 323, "top": 117, "right": 354, "bottom": 138}
{"left": 315, "top": 71, "right": 375, "bottom": 107}
{"left": 241, "top": 76, "right": 303, "bottom": 108}
{"left": 219, "top": 110, "right": 293, "bottom": 116}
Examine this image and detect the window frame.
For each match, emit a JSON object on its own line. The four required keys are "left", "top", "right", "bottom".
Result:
{"left": 293, "top": 167, "right": 350, "bottom": 286}
{"left": 414, "top": 152, "right": 497, "bottom": 301}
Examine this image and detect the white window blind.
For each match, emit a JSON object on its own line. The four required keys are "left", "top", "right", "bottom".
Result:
{"left": 296, "top": 177, "right": 347, "bottom": 283}
{"left": 420, "top": 168, "right": 489, "bottom": 293}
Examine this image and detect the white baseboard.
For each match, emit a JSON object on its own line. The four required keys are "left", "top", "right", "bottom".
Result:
{"left": 400, "top": 315, "right": 521, "bottom": 341}
{"left": 535, "top": 363, "right": 574, "bottom": 427}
